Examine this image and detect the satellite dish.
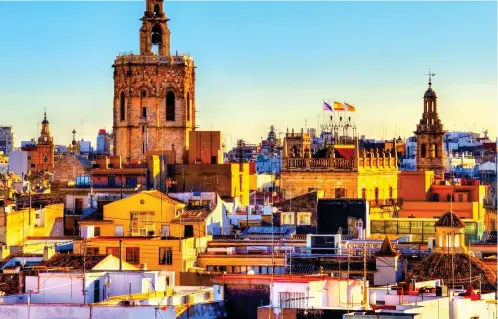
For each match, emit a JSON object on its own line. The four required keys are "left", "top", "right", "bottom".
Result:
{"left": 20, "top": 259, "right": 26, "bottom": 267}
{"left": 247, "top": 269, "right": 255, "bottom": 275}
{"left": 273, "top": 307, "right": 281, "bottom": 315}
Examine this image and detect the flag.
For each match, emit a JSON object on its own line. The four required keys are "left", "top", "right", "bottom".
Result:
{"left": 345, "top": 102, "right": 356, "bottom": 112}
{"left": 333, "top": 101, "right": 345, "bottom": 111}
{"left": 323, "top": 101, "right": 333, "bottom": 112}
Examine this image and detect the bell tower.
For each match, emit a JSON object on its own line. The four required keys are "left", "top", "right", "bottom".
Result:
{"left": 112, "top": 0, "right": 196, "bottom": 164}
{"left": 414, "top": 70, "right": 446, "bottom": 179}
{"left": 140, "top": 0, "right": 170, "bottom": 56}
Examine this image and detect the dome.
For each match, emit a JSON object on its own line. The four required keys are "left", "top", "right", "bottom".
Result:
{"left": 41, "top": 111, "right": 49, "bottom": 125}
{"left": 407, "top": 253, "right": 497, "bottom": 292}
{"left": 424, "top": 82, "right": 437, "bottom": 98}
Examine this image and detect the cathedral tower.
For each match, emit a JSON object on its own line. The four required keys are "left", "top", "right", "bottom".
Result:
{"left": 112, "top": 0, "right": 196, "bottom": 163}
{"left": 414, "top": 72, "right": 446, "bottom": 179}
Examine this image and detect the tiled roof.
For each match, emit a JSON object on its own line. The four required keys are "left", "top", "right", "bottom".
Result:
{"left": 171, "top": 207, "right": 212, "bottom": 223}
{"left": 0, "top": 274, "right": 21, "bottom": 295}
{"left": 39, "top": 254, "right": 108, "bottom": 270}
{"left": 407, "top": 253, "right": 497, "bottom": 292}
{"left": 376, "top": 236, "right": 400, "bottom": 257}
{"left": 144, "top": 190, "right": 184, "bottom": 205}
{"left": 434, "top": 211, "right": 466, "bottom": 228}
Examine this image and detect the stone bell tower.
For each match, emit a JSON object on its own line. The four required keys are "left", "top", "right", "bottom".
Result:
{"left": 414, "top": 71, "right": 446, "bottom": 179}
{"left": 112, "top": 0, "right": 196, "bottom": 164}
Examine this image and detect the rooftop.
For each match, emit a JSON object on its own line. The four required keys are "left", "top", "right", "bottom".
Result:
{"left": 38, "top": 254, "right": 108, "bottom": 270}
{"left": 407, "top": 252, "right": 497, "bottom": 292}
{"left": 171, "top": 207, "right": 212, "bottom": 223}
{"left": 434, "top": 211, "right": 466, "bottom": 228}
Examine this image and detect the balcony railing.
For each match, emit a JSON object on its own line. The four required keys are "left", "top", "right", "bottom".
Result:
{"left": 283, "top": 158, "right": 354, "bottom": 171}
{"left": 369, "top": 198, "right": 403, "bottom": 208}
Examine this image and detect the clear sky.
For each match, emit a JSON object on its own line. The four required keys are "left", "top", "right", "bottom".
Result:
{"left": 0, "top": 1, "right": 496, "bottom": 149}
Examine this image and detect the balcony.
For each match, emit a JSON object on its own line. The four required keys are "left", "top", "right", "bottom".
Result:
{"left": 369, "top": 198, "right": 403, "bottom": 208}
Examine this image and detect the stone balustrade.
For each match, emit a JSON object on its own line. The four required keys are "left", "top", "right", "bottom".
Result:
{"left": 114, "top": 54, "right": 194, "bottom": 67}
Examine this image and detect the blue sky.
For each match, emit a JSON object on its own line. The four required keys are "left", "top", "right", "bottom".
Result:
{"left": 0, "top": 1, "right": 496, "bottom": 148}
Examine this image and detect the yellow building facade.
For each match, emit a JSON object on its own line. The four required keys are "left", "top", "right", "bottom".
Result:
{"left": 76, "top": 190, "right": 212, "bottom": 284}
{"left": 0, "top": 203, "right": 64, "bottom": 257}
{"left": 280, "top": 132, "right": 399, "bottom": 203}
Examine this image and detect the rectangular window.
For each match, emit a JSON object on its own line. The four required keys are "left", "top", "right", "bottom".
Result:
{"left": 86, "top": 247, "right": 99, "bottom": 255}
{"left": 30, "top": 164, "right": 35, "bottom": 168}
{"left": 108, "top": 175, "right": 116, "bottom": 187}
{"left": 297, "top": 212, "right": 311, "bottom": 225}
{"left": 106, "top": 247, "right": 120, "bottom": 257}
{"left": 389, "top": 187, "right": 393, "bottom": 199}
{"left": 335, "top": 188, "right": 346, "bottom": 199}
{"left": 126, "top": 176, "right": 138, "bottom": 188}
{"left": 142, "top": 107, "right": 147, "bottom": 119}
{"left": 211, "top": 156, "right": 217, "bottom": 164}
{"left": 130, "top": 212, "right": 155, "bottom": 236}
{"left": 125, "top": 247, "right": 140, "bottom": 264}
{"left": 159, "top": 247, "right": 173, "bottom": 265}
{"left": 114, "top": 225, "right": 124, "bottom": 237}
{"left": 458, "top": 194, "right": 463, "bottom": 202}
{"left": 361, "top": 188, "right": 366, "bottom": 199}
{"left": 94, "top": 227, "right": 101, "bottom": 237}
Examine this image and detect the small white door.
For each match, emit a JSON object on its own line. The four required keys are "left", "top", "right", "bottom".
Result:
{"left": 115, "top": 225, "right": 124, "bottom": 237}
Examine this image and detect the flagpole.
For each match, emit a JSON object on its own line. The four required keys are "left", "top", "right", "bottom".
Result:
{"left": 322, "top": 98, "right": 325, "bottom": 135}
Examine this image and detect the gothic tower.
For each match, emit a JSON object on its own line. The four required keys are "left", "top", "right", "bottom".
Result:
{"left": 112, "top": 0, "right": 196, "bottom": 163}
{"left": 414, "top": 74, "right": 446, "bottom": 179}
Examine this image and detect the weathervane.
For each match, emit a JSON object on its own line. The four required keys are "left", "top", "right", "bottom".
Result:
{"left": 425, "top": 69, "right": 436, "bottom": 83}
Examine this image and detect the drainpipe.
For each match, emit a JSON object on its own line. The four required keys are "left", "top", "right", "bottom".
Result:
{"left": 119, "top": 239, "right": 123, "bottom": 271}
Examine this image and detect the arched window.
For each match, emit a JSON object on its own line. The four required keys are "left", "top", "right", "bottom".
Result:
{"left": 120, "top": 91, "right": 125, "bottom": 121}
{"left": 151, "top": 24, "right": 162, "bottom": 55}
{"left": 420, "top": 144, "right": 426, "bottom": 158}
{"left": 153, "top": 4, "right": 160, "bottom": 16}
{"left": 166, "top": 91, "right": 175, "bottom": 121}
{"left": 187, "top": 92, "right": 191, "bottom": 121}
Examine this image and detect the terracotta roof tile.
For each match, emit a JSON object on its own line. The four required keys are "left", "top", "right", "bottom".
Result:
{"left": 171, "top": 208, "right": 211, "bottom": 223}
{"left": 434, "top": 211, "right": 466, "bottom": 228}
{"left": 407, "top": 253, "right": 497, "bottom": 292}
{"left": 0, "top": 274, "right": 21, "bottom": 295}
{"left": 38, "top": 254, "right": 108, "bottom": 270}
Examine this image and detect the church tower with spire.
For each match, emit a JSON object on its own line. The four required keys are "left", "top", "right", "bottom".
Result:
{"left": 414, "top": 71, "right": 446, "bottom": 179}
{"left": 23, "top": 111, "right": 55, "bottom": 172}
{"left": 112, "top": 0, "right": 196, "bottom": 164}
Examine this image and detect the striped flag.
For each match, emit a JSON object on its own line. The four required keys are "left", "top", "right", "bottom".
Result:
{"left": 333, "top": 101, "right": 345, "bottom": 111}
{"left": 323, "top": 101, "right": 333, "bottom": 112}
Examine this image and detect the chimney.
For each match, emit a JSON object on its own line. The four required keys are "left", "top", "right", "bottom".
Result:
{"left": 43, "top": 246, "right": 55, "bottom": 261}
